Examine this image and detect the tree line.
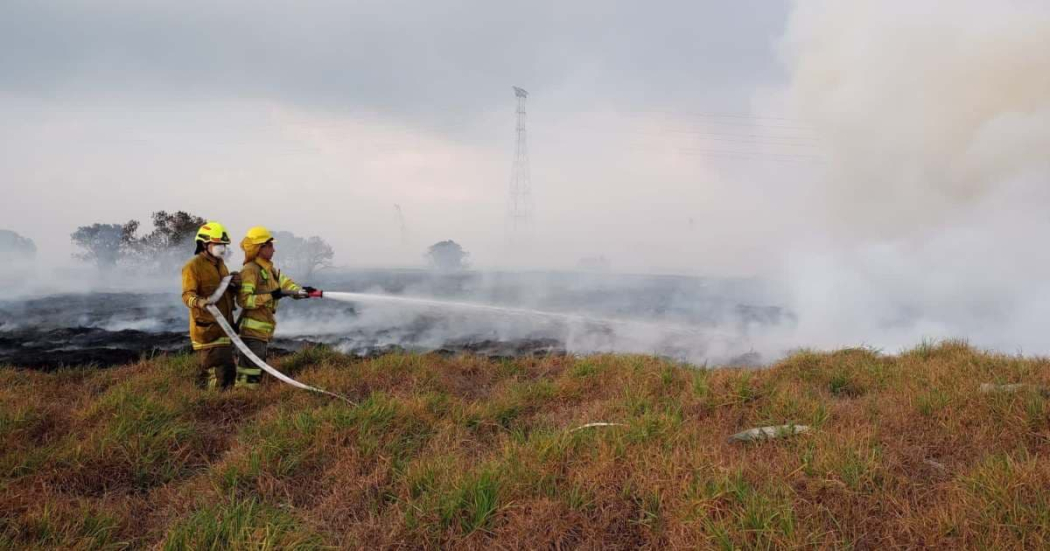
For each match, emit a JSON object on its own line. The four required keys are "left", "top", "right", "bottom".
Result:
{"left": 3, "top": 212, "right": 473, "bottom": 273}
{"left": 69, "top": 210, "right": 334, "bottom": 277}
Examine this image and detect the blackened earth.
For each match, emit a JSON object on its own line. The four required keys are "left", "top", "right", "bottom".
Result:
{"left": 0, "top": 270, "right": 792, "bottom": 369}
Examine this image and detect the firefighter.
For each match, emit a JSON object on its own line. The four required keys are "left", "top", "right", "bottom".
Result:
{"left": 180, "top": 221, "right": 240, "bottom": 389}
{"left": 235, "top": 226, "right": 320, "bottom": 388}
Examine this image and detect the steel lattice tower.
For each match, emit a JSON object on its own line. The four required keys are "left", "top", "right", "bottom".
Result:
{"left": 507, "top": 86, "right": 532, "bottom": 235}
{"left": 393, "top": 203, "right": 408, "bottom": 245}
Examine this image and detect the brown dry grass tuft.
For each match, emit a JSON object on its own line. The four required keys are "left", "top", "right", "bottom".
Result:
{"left": 2, "top": 340, "right": 1049, "bottom": 549}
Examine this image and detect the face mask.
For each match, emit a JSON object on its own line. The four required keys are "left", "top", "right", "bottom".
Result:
{"left": 208, "top": 244, "right": 228, "bottom": 258}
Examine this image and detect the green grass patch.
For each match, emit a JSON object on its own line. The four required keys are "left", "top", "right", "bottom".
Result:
{"left": 959, "top": 453, "right": 1050, "bottom": 546}
{"left": 164, "top": 496, "right": 322, "bottom": 550}
{"left": 280, "top": 344, "right": 342, "bottom": 374}
{"left": 917, "top": 388, "right": 952, "bottom": 417}
{"left": 693, "top": 470, "right": 797, "bottom": 549}
{"left": 438, "top": 467, "right": 502, "bottom": 534}
{"left": 1, "top": 504, "right": 128, "bottom": 550}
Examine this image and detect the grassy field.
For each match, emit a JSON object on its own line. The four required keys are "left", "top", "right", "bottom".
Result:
{"left": 1, "top": 341, "right": 1049, "bottom": 549}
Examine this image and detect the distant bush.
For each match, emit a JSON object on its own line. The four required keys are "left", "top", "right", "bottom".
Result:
{"left": 272, "top": 231, "right": 334, "bottom": 279}
{"left": 0, "top": 229, "right": 36, "bottom": 261}
{"left": 70, "top": 222, "right": 138, "bottom": 269}
{"left": 425, "top": 240, "right": 470, "bottom": 272}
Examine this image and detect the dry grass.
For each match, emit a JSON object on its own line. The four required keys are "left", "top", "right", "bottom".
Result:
{"left": 1, "top": 340, "right": 1049, "bottom": 549}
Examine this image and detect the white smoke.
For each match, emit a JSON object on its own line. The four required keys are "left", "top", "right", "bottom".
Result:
{"left": 762, "top": 0, "right": 1050, "bottom": 354}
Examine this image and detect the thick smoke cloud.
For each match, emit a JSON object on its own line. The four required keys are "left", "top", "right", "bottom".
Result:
{"left": 763, "top": 0, "right": 1050, "bottom": 354}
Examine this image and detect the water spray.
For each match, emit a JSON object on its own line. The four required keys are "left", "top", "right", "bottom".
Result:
{"left": 317, "top": 290, "right": 739, "bottom": 341}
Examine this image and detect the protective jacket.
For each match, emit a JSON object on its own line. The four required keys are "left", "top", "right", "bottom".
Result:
{"left": 181, "top": 252, "right": 237, "bottom": 350}
{"left": 236, "top": 239, "right": 302, "bottom": 342}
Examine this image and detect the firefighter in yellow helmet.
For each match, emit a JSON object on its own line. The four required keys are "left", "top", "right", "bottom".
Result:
{"left": 180, "top": 222, "right": 241, "bottom": 389}
{"left": 235, "top": 226, "right": 321, "bottom": 388}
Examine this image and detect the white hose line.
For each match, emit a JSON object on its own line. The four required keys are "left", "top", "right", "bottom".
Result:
{"left": 205, "top": 276, "right": 354, "bottom": 405}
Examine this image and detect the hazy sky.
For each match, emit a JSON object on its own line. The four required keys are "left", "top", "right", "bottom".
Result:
{"left": 1, "top": 0, "right": 799, "bottom": 272}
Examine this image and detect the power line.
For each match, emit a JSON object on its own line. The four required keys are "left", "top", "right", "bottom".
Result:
{"left": 622, "top": 109, "right": 808, "bottom": 124}
{"left": 541, "top": 109, "right": 815, "bottom": 130}
{"left": 672, "top": 147, "right": 824, "bottom": 159}
{"left": 556, "top": 126, "right": 819, "bottom": 146}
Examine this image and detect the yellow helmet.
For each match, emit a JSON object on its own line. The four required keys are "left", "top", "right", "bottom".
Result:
{"left": 195, "top": 221, "right": 231, "bottom": 245}
{"left": 244, "top": 226, "right": 274, "bottom": 245}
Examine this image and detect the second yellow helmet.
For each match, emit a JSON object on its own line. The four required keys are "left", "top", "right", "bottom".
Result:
{"left": 244, "top": 226, "right": 274, "bottom": 245}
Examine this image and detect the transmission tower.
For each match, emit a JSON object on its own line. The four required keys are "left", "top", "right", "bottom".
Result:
{"left": 393, "top": 203, "right": 408, "bottom": 245}
{"left": 507, "top": 86, "right": 532, "bottom": 235}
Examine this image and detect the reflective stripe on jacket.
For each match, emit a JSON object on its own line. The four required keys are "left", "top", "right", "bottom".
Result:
{"left": 236, "top": 257, "right": 301, "bottom": 342}
{"left": 180, "top": 253, "right": 236, "bottom": 350}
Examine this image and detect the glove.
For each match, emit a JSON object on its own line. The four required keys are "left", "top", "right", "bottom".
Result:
{"left": 271, "top": 289, "right": 285, "bottom": 300}
{"left": 229, "top": 272, "right": 242, "bottom": 287}
{"left": 193, "top": 297, "right": 209, "bottom": 309}
{"left": 303, "top": 286, "right": 317, "bottom": 293}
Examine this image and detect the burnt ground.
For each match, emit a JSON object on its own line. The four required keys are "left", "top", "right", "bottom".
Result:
{"left": 0, "top": 327, "right": 185, "bottom": 369}
{"left": 0, "top": 326, "right": 324, "bottom": 370}
{"left": 0, "top": 325, "right": 569, "bottom": 371}
{"left": 0, "top": 269, "right": 791, "bottom": 369}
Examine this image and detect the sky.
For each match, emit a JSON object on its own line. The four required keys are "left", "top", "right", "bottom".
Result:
{"left": 3, "top": 1, "right": 1050, "bottom": 354}
{"left": 0, "top": 0, "right": 797, "bottom": 273}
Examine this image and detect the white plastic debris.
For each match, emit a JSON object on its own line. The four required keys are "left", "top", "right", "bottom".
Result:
{"left": 979, "top": 383, "right": 1028, "bottom": 393}
{"left": 570, "top": 422, "right": 627, "bottom": 433}
{"left": 728, "top": 424, "right": 810, "bottom": 443}
{"left": 923, "top": 459, "right": 947, "bottom": 473}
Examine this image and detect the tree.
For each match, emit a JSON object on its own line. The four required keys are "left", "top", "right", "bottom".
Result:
{"left": 272, "top": 231, "right": 334, "bottom": 279}
{"left": 126, "top": 211, "right": 207, "bottom": 270}
{"left": 425, "top": 240, "right": 469, "bottom": 271}
{"left": 70, "top": 211, "right": 206, "bottom": 272}
{"left": 136, "top": 211, "right": 206, "bottom": 254}
{"left": 70, "top": 222, "right": 138, "bottom": 269}
{"left": 0, "top": 230, "right": 36, "bottom": 261}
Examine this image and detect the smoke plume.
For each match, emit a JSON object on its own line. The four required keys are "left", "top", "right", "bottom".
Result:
{"left": 766, "top": 0, "right": 1050, "bottom": 354}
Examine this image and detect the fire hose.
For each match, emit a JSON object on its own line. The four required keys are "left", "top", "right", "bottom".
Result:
{"left": 204, "top": 276, "right": 354, "bottom": 404}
